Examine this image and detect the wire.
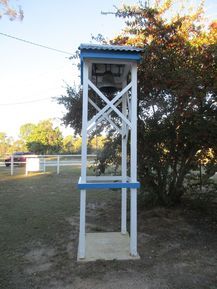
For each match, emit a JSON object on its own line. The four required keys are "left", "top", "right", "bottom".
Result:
{"left": 0, "top": 97, "right": 52, "bottom": 106}
{"left": 0, "top": 32, "right": 74, "bottom": 56}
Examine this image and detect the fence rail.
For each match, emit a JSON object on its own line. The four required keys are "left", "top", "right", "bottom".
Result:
{"left": 0, "top": 154, "right": 96, "bottom": 176}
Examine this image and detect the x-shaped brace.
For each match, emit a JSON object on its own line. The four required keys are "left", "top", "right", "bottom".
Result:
{"left": 88, "top": 98, "right": 121, "bottom": 134}
{"left": 87, "top": 80, "right": 132, "bottom": 132}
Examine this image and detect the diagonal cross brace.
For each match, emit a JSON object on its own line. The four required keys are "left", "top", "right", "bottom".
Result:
{"left": 87, "top": 80, "right": 132, "bottom": 131}
{"left": 88, "top": 98, "right": 121, "bottom": 134}
{"left": 97, "top": 97, "right": 123, "bottom": 128}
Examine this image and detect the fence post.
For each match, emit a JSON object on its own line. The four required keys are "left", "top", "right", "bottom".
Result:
{"left": 25, "top": 159, "right": 28, "bottom": 176}
{"left": 57, "top": 155, "right": 60, "bottom": 174}
{"left": 11, "top": 155, "right": 14, "bottom": 176}
{"left": 43, "top": 156, "right": 46, "bottom": 172}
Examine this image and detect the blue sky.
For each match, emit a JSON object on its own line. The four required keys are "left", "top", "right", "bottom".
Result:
{"left": 0, "top": 0, "right": 216, "bottom": 139}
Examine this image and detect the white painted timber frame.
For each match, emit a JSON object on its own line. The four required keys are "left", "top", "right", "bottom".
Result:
{"left": 78, "top": 57, "right": 139, "bottom": 259}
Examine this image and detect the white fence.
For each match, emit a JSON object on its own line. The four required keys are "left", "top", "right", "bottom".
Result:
{"left": 0, "top": 154, "right": 96, "bottom": 176}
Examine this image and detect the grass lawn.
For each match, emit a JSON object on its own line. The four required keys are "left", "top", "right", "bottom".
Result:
{"left": 0, "top": 166, "right": 217, "bottom": 289}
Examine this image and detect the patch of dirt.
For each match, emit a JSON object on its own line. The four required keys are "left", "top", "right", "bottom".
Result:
{"left": 66, "top": 201, "right": 115, "bottom": 233}
{"left": 25, "top": 246, "right": 55, "bottom": 274}
{"left": 73, "top": 271, "right": 170, "bottom": 289}
{"left": 55, "top": 201, "right": 217, "bottom": 289}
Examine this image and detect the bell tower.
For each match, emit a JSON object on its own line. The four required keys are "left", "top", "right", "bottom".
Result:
{"left": 77, "top": 44, "right": 142, "bottom": 261}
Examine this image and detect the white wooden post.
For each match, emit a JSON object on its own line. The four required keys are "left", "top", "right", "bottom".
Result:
{"left": 43, "top": 156, "right": 46, "bottom": 172}
{"left": 57, "top": 155, "right": 60, "bottom": 174}
{"left": 130, "top": 63, "right": 138, "bottom": 256}
{"left": 25, "top": 159, "right": 28, "bottom": 176}
{"left": 11, "top": 155, "right": 14, "bottom": 176}
{"left": 121, "top": 80, "right": 128, "bottom": 234}
{"left": 79, "top": 60, "right": 89, "bottom": 259}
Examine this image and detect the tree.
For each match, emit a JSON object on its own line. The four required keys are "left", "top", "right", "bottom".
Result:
{"left": 25, "top": 119, "right": 63, "bottom": 154}
{"left": 58, "top": 0, "right": 217, "bottom": 206}
{"left": 89, "top": 135, "right": 106, "bottom": 153}
{"left": 19, "top": 123, "right": 36, "bottom": 151}
{"left": 19, "top": 123, "right": 36, "bottom": 143}
{"left": 109, "top": 1, "right": 217, "bottom": 205}
{"left": 0, "top": 0, "right": 23, "bottom": 20}
{"left": 72, "top": 136, "right": 82, "bottom": 153}
{"left": 11, "top": 138, "right": 27, "bottom": 153}
{"left": 0, "top": 132, "right": 27, "bottom": 156}
{"left": 57, "top": 86, "right": 83, "bottom": 135}
{"left": 0, "top": 132, "right": 10, "bottom": 157}
{"left": 62, "top": 135, "right": 75, "bottom": 153}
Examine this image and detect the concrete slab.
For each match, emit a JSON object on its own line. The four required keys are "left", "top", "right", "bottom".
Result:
{"left": 77, "top": 232, "right": 140, "bottom": 262}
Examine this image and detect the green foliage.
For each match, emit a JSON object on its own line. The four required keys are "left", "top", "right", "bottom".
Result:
{"left": 0, "top": 132, "right": 10, "bottom": 157}
{"left": 0, "top": 120, "right": 65, "bottom": 157}
{"left": 19, "top": 123, "right": 36, "bottom": 143}
{"left": 61, "top": 135, "right": 82, "bottom": 154}
{"left": 58, "top": 0, "right": 217, "bottom": 206}
{"left": 112, "top": 0, "right": 217, "bottom": 205}
{"left": 11, "top": 139, "right": 27, "bottom": 153}
{"left": 62, "top": 135, "right": 75, "bottom": 153}
{"left": 95, "top": 134, "right": 121, "bottom": 175}
{"left": 25, "top": 119, "right": 63, "bottom": 154}
{"left": 0, "top": 132, "right": 26, "bottom": 157}
{"left": 57, "top": 86, "right": 83, "bottom": 135}
{"left": 61, "top": 134, "right": 106, "bottom": 154}
{"left": 89, "top": 135, "right": 106, "bottom": 153}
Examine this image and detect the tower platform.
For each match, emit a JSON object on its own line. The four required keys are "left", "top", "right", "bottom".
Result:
{"left": 77, "top": 232, "right": 140, "bottom": 262}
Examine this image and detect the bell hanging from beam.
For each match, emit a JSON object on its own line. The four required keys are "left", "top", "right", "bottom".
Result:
{"left": 99, "top": 70, "right": 118, "bottom": 95}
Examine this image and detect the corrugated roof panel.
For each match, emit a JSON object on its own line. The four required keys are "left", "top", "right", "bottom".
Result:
{"left": 79, "top": 43, "right": 143, "bottom": 52}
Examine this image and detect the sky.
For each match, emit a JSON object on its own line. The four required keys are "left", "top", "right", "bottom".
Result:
{"left": 0, "top": 0, "right": 216, "bottom": 139}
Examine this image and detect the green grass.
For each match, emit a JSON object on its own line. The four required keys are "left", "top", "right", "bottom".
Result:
{"left": 1, "top": 166, "right": 216, "bottom": 289}
{"left": 0, "top": 166, "right": 119, "bottom": 288}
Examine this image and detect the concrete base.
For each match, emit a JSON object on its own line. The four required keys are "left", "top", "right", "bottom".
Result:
{"left": 77, "top": 232, "right": 140, "bottom": 262}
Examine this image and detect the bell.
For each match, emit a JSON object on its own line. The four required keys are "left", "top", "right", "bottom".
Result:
{"left": 99, "top": 71, "right": 118, "bottom": 95}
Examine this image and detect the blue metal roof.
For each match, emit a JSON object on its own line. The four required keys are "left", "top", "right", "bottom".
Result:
{"left": 79, "top": 43, "right": 143, "bottom": 53}
{"left": 79, "top": 43, "right": 143, "bottom": 62}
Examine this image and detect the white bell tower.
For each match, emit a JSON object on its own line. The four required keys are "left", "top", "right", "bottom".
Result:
{"left": 77, "top": 44, "right": 142, "bottom": 261}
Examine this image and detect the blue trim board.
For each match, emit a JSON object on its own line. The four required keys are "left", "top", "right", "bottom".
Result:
{"left": 77, "top": 181, "right": 140, "bottom": 190}
{"left": 80, "top": 51, "right": 141, "bottom": 62}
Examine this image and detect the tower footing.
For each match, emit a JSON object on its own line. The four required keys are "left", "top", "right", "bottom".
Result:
{"left": 77, "top": 232, "right": 140, "bottom": 262}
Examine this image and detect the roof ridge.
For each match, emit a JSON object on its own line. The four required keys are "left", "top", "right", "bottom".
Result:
{"left": 79, "top": 43, "right": 143, "bottom": 52}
